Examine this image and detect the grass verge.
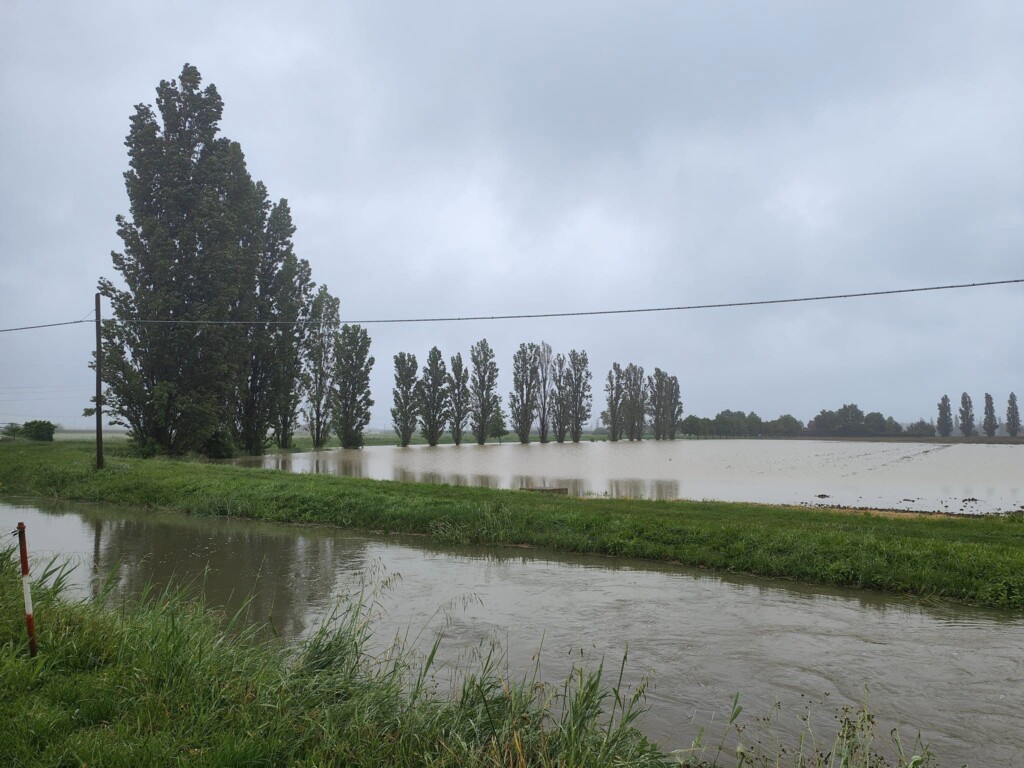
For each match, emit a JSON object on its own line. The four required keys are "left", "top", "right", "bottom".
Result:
{"left": 0, "top": 549, "right": 938, "bottom": 767}
{"left": 0, "top": 547, "right": 667, "bottom": 767}
{"left": 1, "top": 441, "right": 1023, "bottom": 609}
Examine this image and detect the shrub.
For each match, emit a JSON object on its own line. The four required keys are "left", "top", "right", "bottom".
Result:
{"left": 904, "top": 419, "right": 937, "bottom": 437}
{"left": 21, "top": 420, "right": 57, "bottom": 441}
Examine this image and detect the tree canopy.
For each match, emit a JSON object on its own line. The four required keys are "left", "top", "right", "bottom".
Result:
{"left": 98, "top": 64, "right": 317, "bottom": 456}
{"left": 333, "top": 324, "right": 375, "bottom": 448}
{"left": 937, "top": 395, "right": 953, "bottom": 437}
{"left": 807, "top": 404, "right": 902, "bottom": 437}
{"left": 958, "top": 393, "right": 975, "bottom": 437}
{"left": 1007, "top": 393, "right": 1020, "bottom": 438}
{"left": 391, "top": 352, "right": 419, "bottom": 447}
{"left": 469, "top": 339, "right": 500, "bottom": 445}
{"left": 418, "top": 347, "right": 449, "bottom": 446}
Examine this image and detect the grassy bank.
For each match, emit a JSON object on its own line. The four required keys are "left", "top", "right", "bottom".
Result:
{"left": 0, "top": 548, "right": 666, "bottom": 767}
{"left": 0, "top": 550, "right": 938, "bottom": 768}
{"left": 1, "top": 441, "right": 1023, "bottom": 608}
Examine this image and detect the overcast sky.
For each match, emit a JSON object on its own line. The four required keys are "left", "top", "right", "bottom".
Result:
{"left": 2, "top": 1, "right": 1022, "bottom": 432}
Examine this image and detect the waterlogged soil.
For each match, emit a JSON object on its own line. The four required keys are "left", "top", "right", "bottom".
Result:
{"left": 233, "top": 440, "right": 1024, "bottom": 514}
{"left": 5, "top": 498, "right": 1022, "bottom": 766}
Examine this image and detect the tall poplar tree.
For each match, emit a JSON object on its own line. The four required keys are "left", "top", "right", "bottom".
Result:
{"left": 647, "top": 368, "right": 683, "bottom": 440}
{"left": 509, "top": 342, "right": 540, "bottom": 443}
{"left": 268, "top": 218, "right": 314, "bottom": 449}
{"left": 982, "top": 393, "right": 998, "bottom": 437}
{"left": 301, "top": 286, "right": 340, "bottom": 449}
{"left": 238, "top": 200, "right": 313, "bottom": 454}
{"left": 602, "top": 364, "right": 625, "bottom": 441}
{"left": 332, "top": 324, "right": 375, "bottom": 448}
{"left": 99, "top": 64, "right": 269, "bottom": 455}
{"left": 566, "top": 349, "right": 593, "bottom": 443}
{"left": 937, "top": 395, "right": 953, "bottom": 438}
{"left": 469, "top": 339, "right": 500, "bottom": 445}
{"left": 958, "top": 392, "right": 975, "bottom": 437}
{"left": 97, "top": 64, "right": 314, "bottom": 456}
{"left": 418, "top": 347, "right": 450, "bottom": 446}
{"left": 622, "top": 363, "right": 648, "bottom": 441}
{"left": 550, "top": 353, "right": 571, "bottom": 443}
{"left": 447, "top": 352, "right": 470, "bottom": 445}
{"left": 535, "top": 342, "right": 553, "bottom": 443}
{"left": 1007, "top": 392, "right": 1020, "bottom": 437}
{"left": 391, "top": 352, "right": 419, "bottom": 447}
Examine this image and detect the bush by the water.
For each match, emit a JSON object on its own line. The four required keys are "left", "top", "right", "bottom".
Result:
{"left": 2, "top": 420, "right": 57, "bottom": 441}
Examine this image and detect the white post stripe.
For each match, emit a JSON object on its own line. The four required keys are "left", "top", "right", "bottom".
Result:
{"left": 22, "top": 574, "right": 33, "bottom": 616}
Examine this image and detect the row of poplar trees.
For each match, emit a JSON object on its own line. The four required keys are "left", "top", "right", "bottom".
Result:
{"left": 937, "top": 392, "right": 1020, "bottom": 437}
{"left": 96, "top": 65, "right": 373, "bottom": 456}
{"left": 601, "top": 363, "right": 684, "bottom": 440}
{"left": 390, "top": 341, "right": 594, "bottom": 446}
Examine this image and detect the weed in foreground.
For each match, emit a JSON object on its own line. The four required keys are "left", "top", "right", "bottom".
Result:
{"left": 0, "top": 548, "right": 664, "bottom": 767}
{"left": 672, "top": 692, "right": 934, "bottom": 768}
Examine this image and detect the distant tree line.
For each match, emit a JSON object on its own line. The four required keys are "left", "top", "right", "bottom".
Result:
{"left": 806, "top": 403, "right": 907, "bottom": 438}
{"left": 388, "top": 340, "right": 593, "bottom": 447}
{"left": 678, "top": 411, "right": 804, "bottom": 438}
{"left": 937, "top": 392, "right": 1019, "bottom": 437}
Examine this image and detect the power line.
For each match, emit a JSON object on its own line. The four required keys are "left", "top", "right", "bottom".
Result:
{"left": 0, "top": 279, "right": 1020, "bottom": 333}
{"left": 338, "top": 279, "right": 1024, "bottom": 324}
{"left": 0, "top": 319, "right": 93, "bottom": 333}
{"left": 0, "top": 396, "right": 91, "bottom": 403}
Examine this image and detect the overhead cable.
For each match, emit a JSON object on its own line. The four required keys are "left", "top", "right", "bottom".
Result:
{"left": 0, "top": 279, "right": 1020, "bottom": 333}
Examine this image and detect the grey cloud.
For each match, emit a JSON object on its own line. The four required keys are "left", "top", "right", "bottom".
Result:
{"left": 1, "top": 1, "right": 1021, "bottom": 431}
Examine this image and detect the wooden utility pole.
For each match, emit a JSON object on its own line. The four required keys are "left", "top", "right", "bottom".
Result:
{"left": 95, "top": 292, "right": 104, "bottom": 470}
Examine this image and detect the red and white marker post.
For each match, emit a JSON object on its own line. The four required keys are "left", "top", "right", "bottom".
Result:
{"left": 15, "top": 522, "right": 37, "bottom": 657}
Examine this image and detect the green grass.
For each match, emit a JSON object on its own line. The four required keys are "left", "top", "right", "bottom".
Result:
{"left": 0, "top": 548, "right": 667, "bottom": 767}
{"left": 0, "top": 549, "right": 938, "bottom": 768}
{"left": 2, "top": 441, "right": 1023, "bottom": 609}
{"left": 0, "top": 443, "right": 947, "bottom": 766}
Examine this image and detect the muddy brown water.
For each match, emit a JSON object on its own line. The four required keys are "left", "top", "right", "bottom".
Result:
{"left": 230, "top": 440, "right": 1024, "bottom": 514}
{"left": 3, "top": 498, "right": 1022, "bottom": 765}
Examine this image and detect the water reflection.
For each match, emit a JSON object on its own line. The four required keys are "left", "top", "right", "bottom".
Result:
{"left": 6, "top": 498, "right": 1023, "bottom": 766}
{"left": 228, "top": 441, "right": 1023, "bottom": 512}
{"left": 63, "top": 506, "right": 367, "bottom": 639}
{"left": 335, "top": 451, "right": 364, "bottom": 477}
{"left": 510, "top": 475, "right": 587, "bottom": 495}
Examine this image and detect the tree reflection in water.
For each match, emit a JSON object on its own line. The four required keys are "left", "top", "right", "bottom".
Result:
{"left": 83, "top": 510, "right": 367, "bottom": 639}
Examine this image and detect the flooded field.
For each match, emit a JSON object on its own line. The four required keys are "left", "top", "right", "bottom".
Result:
{"left": 6, "top": 497, "right": 1022, "bottom": 765}
{"left": 233, "top": 440, "right": 1023, "bottom": 514}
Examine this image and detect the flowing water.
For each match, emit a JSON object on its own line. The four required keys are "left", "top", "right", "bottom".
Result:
{"left": 4, "top": 498, "right": 1022, "bottom": 766}
{"left": 231, "top": 440, "right": 1024, "bottom": 514}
